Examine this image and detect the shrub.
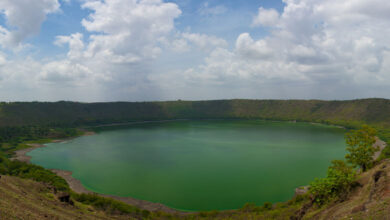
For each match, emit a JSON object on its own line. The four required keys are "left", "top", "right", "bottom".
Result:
{"left": 263, "top": 202, "right": 273, "bottom": 210}
{"left": 6, "top": 160, "right": 69, "bottom": 191}
{"left": 240, "top": 202, "right": 261, "bottom": 212}
{"left": 310, "top": 160, "right": 356, "bottom": 205}
{"left": 345, "top": 125, "right": 378, "bottom": 171}
{"left": 71, "top": 193, "right": 142, "bottom": 215}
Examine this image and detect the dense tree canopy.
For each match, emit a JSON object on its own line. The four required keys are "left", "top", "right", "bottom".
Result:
{"left": 309, "top": 160, "right": 356, "bottom": 205}
{"left": 345, "top": 125, "right": 378, "bottom": 172}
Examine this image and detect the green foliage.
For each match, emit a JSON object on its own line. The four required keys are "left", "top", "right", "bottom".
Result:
{"left": 240, "top": 202, "right": 262, "bottom": 212}
{"left": 0, "top": 157, "right": 69, "bottom": 191}
{"left": 309, "top": 160, "right": 356, "bottom": 205}
{"left": 0, "top": 99, "right": 388, "bottom": 219}
{"left": 239, "top": 201, "right": 274, "bottom": 213}
{"left": 345, "top": 125, "right": 378, "bottom": 171}
{"left": 0, "top": 126, "right": 50, "bottom": 144}
{"left": 0, "top": 99, "right": 389, "bottom": 129}
{"left": 71, "top": 193, "right": 146, "bottom": 216}
{"left": 377, "top": 129, "right": 390, "bottom": 160}
{"left": 379, "top": 145, "right": 390, "bottom": 160}
{"left": 0, "top": 152, "right": 7, "bottom": 174}
{"left": 263, "top": 202, "right": 273, "bottom": 210}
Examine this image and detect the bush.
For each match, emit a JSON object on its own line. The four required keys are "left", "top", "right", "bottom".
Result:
{"left": 71, "top": 193, "right": 142, "bottom": 215}
{"left": 310, "top": 160, "right": 356, "bottom": 205}
{"left": 345, "top": 125, "right": 378, "bottom": 171}
{"left": 6, "top": 160, "right": 69, "bottom": 191}
{"left": 378, "top": 144, "right": 390, "bottom": 161}
{"left": 240, "top": 202, "right": 261, "bottom": 212}
{"left": 263, "top": 202, "right": 273, "bottom": 210}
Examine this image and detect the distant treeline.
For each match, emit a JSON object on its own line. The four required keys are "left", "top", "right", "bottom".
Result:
{"left": 0, "top": 126, "right": 49, "bottom": 143}
{"left": 0, "top": 126, "right": 79, "bottom": 148}
{"left": 0, "top": 99, "right": 389, "bottom": 129}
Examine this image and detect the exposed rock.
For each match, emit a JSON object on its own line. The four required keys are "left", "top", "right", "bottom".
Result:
{"left": 370, "top": 169, "right": 387, "bottom": 201}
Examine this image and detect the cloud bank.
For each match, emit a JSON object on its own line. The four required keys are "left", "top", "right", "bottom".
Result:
{"left": 0, "top": 0, "right": 389, "bottom": 101}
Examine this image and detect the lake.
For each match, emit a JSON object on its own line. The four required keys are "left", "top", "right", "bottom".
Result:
{"left": 27, "top": 120, "right": 346, "bottom": 211}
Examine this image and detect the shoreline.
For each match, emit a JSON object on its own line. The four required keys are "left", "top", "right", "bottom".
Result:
{"left": 11, "top": 131, "right": 96, "bottom": 164}
{"left": 12, "top": 121, "right": 387, "bottom": 214}
{"left": 51, "top": 169, "right": 185, "bottom": 214}
{"left": 11, "top": 130, "right": 188, "bottom": 215}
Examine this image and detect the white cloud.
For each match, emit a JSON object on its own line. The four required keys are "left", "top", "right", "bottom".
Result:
{"left": 252, "top": 7, "right": 279, "bottom": 27}
{"left": 0, "top": 0, "right": 60, "bottom": 47}
{"left": 1, "top": 0, "right": 390, "bottom": 101}
{"left": 0, "top": 52, "right": 6, "bottom": 66}
{"left": 40, "top": 60, "right": 91, "bottom": 83}
{"left": 79, "top": 0, "right": 181, "bottom": 64}
{"left": 55, "top": 33, "right": 84, "bottom": 60}
{"left": 235, "top": 33, "right": 273, "bottom": 59}
{"left": 198, "top": 2, "right": 227, "bottom": 16}
{"left": 181, "top": 32, "right": 227, "bottom": 51}
{"left": 36, "top": 0, "right": 183, "bottom": 99}
{"left": 0, "top": 0, "right": 183, "bottom": 101}
{"left": 176, "top": 0, "right": 390, "bottom": 99}
{"left": 170, "top": 38, "right": 190, "bottom": 53}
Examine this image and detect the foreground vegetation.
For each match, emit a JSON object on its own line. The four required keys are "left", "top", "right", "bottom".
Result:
{"left": 0, "top": 99, "right": 390, "bottom": 219}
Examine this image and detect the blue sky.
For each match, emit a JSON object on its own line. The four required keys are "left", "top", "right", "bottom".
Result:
{"left": 0, "top": 0, "right": 389, "bottom": 101}
{"left": 25, "top": 0, "right": 285, "bottom": 57}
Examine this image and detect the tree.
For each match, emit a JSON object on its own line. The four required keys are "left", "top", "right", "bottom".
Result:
{"left": 345, "top": 125, "right": 378, "bottom": 172}
{"left": 309, "top": 160, "right": 356, "bottom": 205}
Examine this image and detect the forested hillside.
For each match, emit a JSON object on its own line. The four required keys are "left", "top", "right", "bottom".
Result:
{"left": 0, "top": 99, "right": 389, "bottom": 129}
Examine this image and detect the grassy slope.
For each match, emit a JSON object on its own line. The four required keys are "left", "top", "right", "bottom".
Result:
{"left": 303, "top": 159, "right": 390, "bottom": 219}
{"left": 1, "top": 99, "right": 390, "bottom": 219}
{"left": 0, "top": 174, "right": 308, "bottom": 220}
{"left": 2, "top": 160, "right": 389, "bottom": 220}
{"left": 0, "top": 99, "right": 389, "bottom": 129}
{"left": 0, "top": 175, "right": 135, "bottom": 220}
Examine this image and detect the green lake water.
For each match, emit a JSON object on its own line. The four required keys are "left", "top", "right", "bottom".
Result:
{"left": 27, "top": 120, "right": 346, "bottom": 211}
